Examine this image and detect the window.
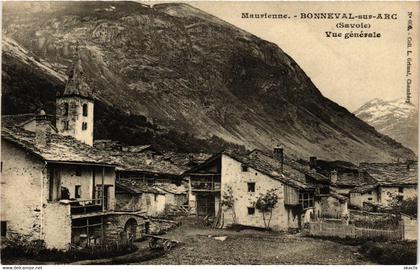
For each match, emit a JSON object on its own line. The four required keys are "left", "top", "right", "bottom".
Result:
{"left": 241, "top": 164, "right": 248, "bottom": 172}
{"left": 63, "top": 120, "right": 69, "bottom": 130}
{"left": 63, "top": 103, "right": 69, "bottom": 116}
{"left": 319, "top": 186, "right": 329, "bottom": 195}
{"left": 299, "top": 192, "right": 314, "bottom": 209}
{"left": 368, "top": 198, "right": 373, "bottom": 201}
{"left": 398, "top": 187, "right": 404, "bottom": 193}
{"left": 75, "top": 185, "right": 82, "bottom": 199}
{"left": 247, "top": 207, "right": 255, "bottom": 215}
{"left": 75, "top": 167, "right": 82, "bottom": 176}
{"left": 247, "top": 182, "right": 255, "bottom": 192}
{"left": 1, "top": 221, "right": 6, "bottom": 237}
{"left": 368, "top": 191, "right": 373, "bottom": 195}
{"left": 82, "top": 122, "right": 87, "bottom": 130}
{"left": 82, "top": 104, "right": 88, "bottom": 116}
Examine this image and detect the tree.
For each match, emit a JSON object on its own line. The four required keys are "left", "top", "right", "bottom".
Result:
{"left": 388, "top": 193, "right": 417, "bottom": 217}
{"left": 255, "top": 189, "right": 279, "bottom": 230}
{"left": 221, "top": 185, "right": 237, "bottom": 224}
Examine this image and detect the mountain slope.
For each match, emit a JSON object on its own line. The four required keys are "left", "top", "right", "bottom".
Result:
{"left": 2, "top": 1, "right": 416, "bottom": 162}
{"left": 354, "top": 98, "right": 418, "bottom": 153}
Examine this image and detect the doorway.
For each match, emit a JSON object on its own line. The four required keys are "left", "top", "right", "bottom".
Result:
{"left": 196, "top": 194, "right": 215, "bottom": 217}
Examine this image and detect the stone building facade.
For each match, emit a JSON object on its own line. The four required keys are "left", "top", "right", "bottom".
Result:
{"left": 0, "top": 45, "right": 140, "bottom": 250}
{"left": 186, "top": 151, "right": 315, "bottom": 231}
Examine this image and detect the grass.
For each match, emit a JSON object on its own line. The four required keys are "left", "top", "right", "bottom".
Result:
{"left": 1, "top": 240, "right": 138, "bottom": 263}
{"left": 359, "top": 240, "right": 417, "bottom": 265}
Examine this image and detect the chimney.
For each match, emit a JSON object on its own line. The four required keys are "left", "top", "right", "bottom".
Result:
{"left": 273, "top": 146, "right": 284, "bottom": 173}
{"left": 309, "top": 156, "right": 317, "bottom": 170}
{"left": 35, "top": 109, "right": 52, "bottom": 147}
{"left": 330, "top": 170, "right": 338, "bottom": 184}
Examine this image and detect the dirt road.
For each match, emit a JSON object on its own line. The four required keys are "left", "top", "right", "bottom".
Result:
{"left": 138, "top": 218, "right": 375, "bottom": 265}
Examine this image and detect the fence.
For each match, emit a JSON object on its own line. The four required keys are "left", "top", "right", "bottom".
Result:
{"left": 305, "top": 221, "right": 404, "bottom": 240}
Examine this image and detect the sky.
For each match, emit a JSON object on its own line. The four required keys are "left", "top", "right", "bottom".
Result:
{"left": 181, "top": 1, "right": 419, "bottom": 111}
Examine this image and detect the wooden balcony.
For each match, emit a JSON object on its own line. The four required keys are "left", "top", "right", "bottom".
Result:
{"left": 70, "top": 199, "right": 103, "bottom": 215}
{"left": 190, "top": 173, "right": 221, "bottom": 192}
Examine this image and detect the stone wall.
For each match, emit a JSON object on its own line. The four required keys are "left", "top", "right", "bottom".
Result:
{"left": 1, "top": 140, "right": 45, "bottom": 242}
{"left": 350, "top": 190, "right": 379, "bottom": 208}
{"left": 165, "top": 193, "right": 188, "bottom": 206}
{"left": 115, "top": 192, "right": 169, "bottom": 217}
{"left": 60, "top": 165, "right": 116, "bottom": 210}
{"left": 142, "top": 193, "right": 166, "bottom": 216}
{"left": 221, "top": 154, "right": 289, "bottom": 231}
{"left": 314, "top": 196, "right": 347, "bottom": 218}
{"left": 104, "top": 213, "right": 147, "bottom": 243}
{"left": 43, "top": 202, "right": 72, "bottom": 250}
{"left": 115, "top": 193, "right": 142, "bottom": 212}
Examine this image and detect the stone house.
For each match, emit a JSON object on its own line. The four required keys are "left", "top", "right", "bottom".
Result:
{"left": 185, "top": 148, "right": 320, "bottom": 231}
{"left": 93, "top": 145, "right": 189, "bottom": 215}
{"left": 306, "top": 157, "right": 380, "bottom": 198}
{"left": 313, "top": 193, "right": 349, "bottom": 220}
{"left": 349, "top": 184, "right": 380, "bottom": 209}
{"left": 350, "top": 162, "right": 417, "bottom": 208}
{"left": 1, "top": 112, "right": 118, "bottom": 250}
{"left": 0, "top": 47, "right": 146, "bottom": 250}
{"left": 115, "top": 178, "right": 188, "bottom": 216}
{"left": 248, "top": 150, "right": 349, "bottom": 221}
{"left": 115, "top": 180, "right": 167, "bottom": 216}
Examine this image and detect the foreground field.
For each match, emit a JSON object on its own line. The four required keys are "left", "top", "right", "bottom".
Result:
{"left": 139, "top": 218, "right": 374, "bottom": 265}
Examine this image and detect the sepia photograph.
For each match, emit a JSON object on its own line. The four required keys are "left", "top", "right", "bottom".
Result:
{"left": 0, "top": 0, "right": 418, "bottom": 267}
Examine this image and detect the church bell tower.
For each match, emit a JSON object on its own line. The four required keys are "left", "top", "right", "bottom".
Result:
{"left": 56, "top": 43, "right": 94, "bottom": 146}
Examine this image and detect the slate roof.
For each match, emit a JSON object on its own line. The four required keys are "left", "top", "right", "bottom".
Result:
{"left": 329, "top": 192, "right": 348, "bottom": 202}
{"left": 163, "top": 152, "right": 212, "bottom": 170}
{"left": 288, "top": 160, "right": 330, "bottom": 183}
{"left": 231, "top": 151, "right": 313, "bottom": 190}
{"left": 2, "top": 113, "right": 39, "bottom": 127}
{"left": 2, "top": 113, "right": 57, "bottom": 130}
{"left": 116, "top": 178, "right": 188, "bottom": 195}
{"left": 350, "top": 183, "right": 379, "bottom": 194}
{"left": 250, "top": 149, "right": 331, "bottom": 185}
{"left": 59, "top": 44, "right": 93, "bottom": 99}
{"left": 334, "top": 172, "right": 377, "bottom": 188}
{"left": 2, "top": 121, "right": 115, "bottom": 166}
{"left": 116, "top": 179, "right": 164, "bottom": 194}
{"left": 94, "top": 140, "right": 161, "bottom": 154}
{"left": 359, "top": 163, "right": 417, "bottom": 186}
{"left": 155, "top": 182, "right": 188, "bottom": 195}
{"left": 188, "top": 150, "right": 312, "bottom": 190}
{"left": 108, "top": 150, "right": 185, "bottom": 176}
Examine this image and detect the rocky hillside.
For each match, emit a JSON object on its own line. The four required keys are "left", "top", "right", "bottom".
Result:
{"left": 2, "top": 1, "right": 416, "bottom": 162}
{"left": 354, "top": 98, "right": 418, "bottom": 154}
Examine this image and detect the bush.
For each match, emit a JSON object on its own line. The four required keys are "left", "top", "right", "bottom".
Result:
{"left": 360, "top": 241, "right": 417, "bottom": 265}
{"left": 388, "top": 194, "right": 417, "bottom": 217}
{"left": 1, "top": 236, "right": 137, "bottom": 263}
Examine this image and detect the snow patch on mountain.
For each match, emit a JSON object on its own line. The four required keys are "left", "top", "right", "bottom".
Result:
{"left": 354, "top": 98, "right": 418, "bottom": 153}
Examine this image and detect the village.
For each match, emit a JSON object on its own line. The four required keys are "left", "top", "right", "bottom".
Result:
{"left": 0, "top": 46, "right": 417, "bottom": 265}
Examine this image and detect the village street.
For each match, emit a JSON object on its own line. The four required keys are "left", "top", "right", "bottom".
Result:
{"left": 136, "top": 217, "right": 374, "bottom": 265}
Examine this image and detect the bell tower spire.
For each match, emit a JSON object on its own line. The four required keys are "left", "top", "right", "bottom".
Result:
{"left": 56, "top": 42, "right": 94, "bottom": 146}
